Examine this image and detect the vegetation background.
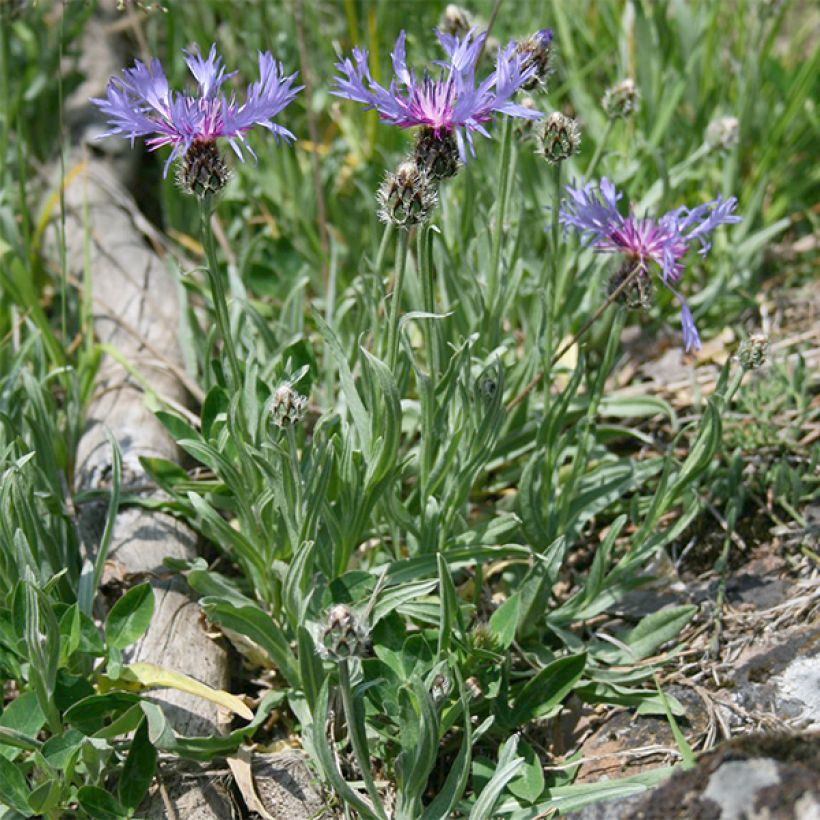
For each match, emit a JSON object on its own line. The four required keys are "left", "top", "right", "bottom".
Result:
{"left": 0, "top": 0, "right": 817, "bottom": 817}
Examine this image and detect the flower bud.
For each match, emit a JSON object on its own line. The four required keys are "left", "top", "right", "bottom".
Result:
{"left": 439, "top": 3, "right": 474, "bottom": 37}
{"left": 272, "top": 385, "right": 308, "bottom": 428}
{"left": 431, "top": 673, "right": 451, "bottom": 703}
{"left": 176, "top": 140, "right": 230, "bottom": 198}
{"left": 515, "top": 29, "right": 554, "bottom": 91}
{"left": 320, "top": 604, "right": 369, "bottom": 660}
{"left": 602, "top": 78, "right": 639, "bottom": 119}
{"left": 538, "top": 112, "right": 581, "bottom": 164}
{"left": 706, "top": 116, "right": 739, "bottom": 152}
{"left": 607, "top": 261, "right": 654, "bottom": 310}
{"left": 738, "top": 334, "right": 769, "bottom": 370}
{"left": 413, "top": 127, "right": 461, "bottom": 181}
{"left": 377, "top": 160, "right": 438, "bottom": 227}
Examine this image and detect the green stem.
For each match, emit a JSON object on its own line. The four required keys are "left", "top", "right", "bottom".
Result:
{"left": 200, "top": 204, "right": 241, "bottom": 390}
{"left": 373, "top": 221, "right": 394, "bottom": 279}
{"left": 338, "top": 659, "right": 386, "bottom": 819}
{"left": 418, "top": 225, "right": 439, "bottom": 376}
{"left": 549, "top": 162, "right": 564, "bottom": 331}
{"left": 286, "top": 425, "right": 303, "bottom": 531}
{"left": 486, "top": 116, "right": 514, "bottom": 326}
{"left": 385, "top": 228, "right": 409, "bottom": 372}
{"left": 586, "top": 119, "right": 614, "bottom": 179}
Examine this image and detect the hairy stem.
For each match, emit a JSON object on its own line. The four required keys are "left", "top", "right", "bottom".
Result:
{"left": 385, "top": 228, "right": 409, "bottom": 372}
{"left": 338, "top": 659, "right": 386, "bottom": 819}
{"left": 200, "top": 204, "right": 242, "bottom": 391}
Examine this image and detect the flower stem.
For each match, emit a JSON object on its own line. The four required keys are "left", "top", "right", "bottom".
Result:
{"left": 338, "top": 659, "right": 386, "bottom": 819}
{"left": 486, "top": 116, "right": 514, "bottom": 332}
{"left": 199, "top": 204, "right": 242, "bottom": 390}
{"left": 586, "top": 119, "right": 614, "bottom": 179}
{"left": 373, "top": 221, "right": 394, "bottom": 279}
{"left": 418, "top": 225, "right": 440, "bottom": 376}
{"left": 385, "top": 228, "right": 409, "bottom": 372}
{"left": 549, "top": 162, "right": 564, "bottom": 321}
{"left": 507, "top": 265, "right": 642, "bottom": 411}
{"left": 286, "top": 425, "right": 303, "bottom": 531}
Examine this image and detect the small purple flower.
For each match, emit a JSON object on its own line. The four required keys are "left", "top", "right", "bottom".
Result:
{"left": 92, "top": 45, "right": 302, "bottom": 176}
{"left": 560, "top": 178, "right": 741, "bottom": 351}
{"left": 332, "top": 29, "right": 542, "bottom": 161}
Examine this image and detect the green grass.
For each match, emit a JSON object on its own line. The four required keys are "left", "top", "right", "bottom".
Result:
{"left": 0, "top": 0, "right": 817, "bottom": 817}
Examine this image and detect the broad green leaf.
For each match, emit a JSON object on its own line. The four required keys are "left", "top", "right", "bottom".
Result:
{"left": 0, "top": 691, "right": 45, "bottom": 760}
{"left": 622, "top": 605, "right": 697, "bottom": 661}
{"left": 201, "top": 600, "right": 300, "bottom": 688}
{"left": 0, "top": 754, "right": 32, "bottom": 814}
{"left": 77, "top": 785, "right": 130, "bottom": 819}
{"left": 119, "top": 718, "right": 157, "bottom": 809}
{"left": 488, "top": 594, "right": 520, "bottom": 651}
{"left": 510, "top": 653, "right": 586, "bottom": 726}
{"left": 64, "top": 692, "right": 142, "bottom": 735}
{"left": 469, "top": 734, "right": 524, "bottom": 820}
{"left": 105, "top": 582, "right": 154, "bottom": 650}
{"left": 507, "top": 739, "right": 545, "bottom": 804}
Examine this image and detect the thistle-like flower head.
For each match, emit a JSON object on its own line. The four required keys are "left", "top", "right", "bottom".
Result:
{"left": 92, "top": 44, "right": 302, "bottom": 176}
{"left": 559, "top": 178, "right": 741, "bottom": 351}
{"left": 333, "top": 28, "right": 542, "bottom": 162}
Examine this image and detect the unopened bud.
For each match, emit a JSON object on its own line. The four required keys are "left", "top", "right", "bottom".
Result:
{"left": 176, "top": 140, "right": 230, "bottom": 198}
{"left": 538, "top": 112, "right": 581, "bottom": 164}
{"left": 706, "top": 116, "right": 739, "bottom": 152}
{"left": 377, "top": 160, "right": 438, "bottom": 227}
{"left": 320, "top": 604, "right": 369, "bottom": 660}
{"left": 272, "top": 385, "right": 308, "bottom": 428}
{"left": 602, "top": 78, "right": 639, "bottom": 120}
{"left": 439, "top": 3, "right": 474, "bottom": 37}
{"left": 431, "top": 673, "right": 451, "bottom": 703}
{"left": 515, "top": 29, "right": 554, "bottom": 91}
{"left": 738, "top": 334, "right": 769, "bottom": 370}
{"left": 469, "top": 622, "right": 500, "bottom": 652}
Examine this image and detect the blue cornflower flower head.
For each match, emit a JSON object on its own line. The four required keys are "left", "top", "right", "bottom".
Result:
{"left": 559, "top": 178, "right": 741, "bottom": 352}
{"left": 332, "top": 28, "right": 542, "bottom": 164}
{"left": 92, "top": 44, "right": 302, "bottom": 194}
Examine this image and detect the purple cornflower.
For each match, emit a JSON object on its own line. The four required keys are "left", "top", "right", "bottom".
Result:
{"left": 92, "top": 45, "right": 302, "bottom": 177}
{"left": 560, "top": 178, "right": 741, "bottom": 351}
{"left": 332, "top": 29, "right": 541, "bottom": 162}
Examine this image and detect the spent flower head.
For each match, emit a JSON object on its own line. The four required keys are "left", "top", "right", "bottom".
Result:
{"left": 92, "top": 44, "right": 302, "bottom": 186}
{"left": 333, "top": 28, "right": 542, "bottom": 162}
{"left": 559, "top": 178, "right": 741, "bottom": 351}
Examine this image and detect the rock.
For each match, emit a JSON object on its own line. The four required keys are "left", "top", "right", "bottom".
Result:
{"left": 569, "top": 733, "right": 820, "bottom": 819}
